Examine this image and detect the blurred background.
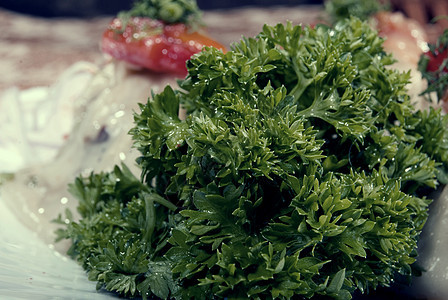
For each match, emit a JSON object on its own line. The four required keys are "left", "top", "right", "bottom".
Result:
{"left": 0, "top": 0, "right": 323, "bottom": 18}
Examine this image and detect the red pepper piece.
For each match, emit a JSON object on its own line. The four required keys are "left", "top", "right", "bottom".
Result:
{"left": 101, "top": 17, "right": 226, "bottom": 76}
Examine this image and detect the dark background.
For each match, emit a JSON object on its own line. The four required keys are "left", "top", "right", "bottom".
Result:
{"left": 0, "top": 0, "right": 323, "bottom": 18}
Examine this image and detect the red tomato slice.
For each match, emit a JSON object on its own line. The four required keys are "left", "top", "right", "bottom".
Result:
{"left": 101, "top": 17, "right": 226, "bottom": 76}
{"left": 424, "top": 48, "right": 448, "bottom": 73}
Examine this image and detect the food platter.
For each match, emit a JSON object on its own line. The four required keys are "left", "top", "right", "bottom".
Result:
{"left": 1, "top": 2, "right": 448, "bottom": 299}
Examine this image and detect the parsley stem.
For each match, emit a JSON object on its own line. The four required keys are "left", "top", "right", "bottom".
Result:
{"left": 143, "top": 194, "right": 156, "bottom": 247}
{"left": 289, "top": 56, "right": 313, "bottom": 102}
{"left": 150, "top": 193, "right": 178, "bottom": 211}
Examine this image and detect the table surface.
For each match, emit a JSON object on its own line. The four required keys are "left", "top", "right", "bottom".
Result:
{"left": 0, "top": 6, "right": 323, "bottom": 92}
{"left": 2, "top": 5, "right": 446, "bottom": 93}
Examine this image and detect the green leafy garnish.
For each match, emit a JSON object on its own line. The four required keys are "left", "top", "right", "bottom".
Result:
{"left": 118, "top": 0, "right": 203, "bottom": 26}
{"left": 56, "top": 17, "right": 448, "bottom": 299}
{"left": 325, "top": 0, "right": 389, "bottom": 24}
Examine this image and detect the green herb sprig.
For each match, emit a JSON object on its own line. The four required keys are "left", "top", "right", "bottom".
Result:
{"left": 119, "top": 0, "right": 203, "bottom": 27}
{"left": 325, "top": 0, "right": 390, "bottom": 24}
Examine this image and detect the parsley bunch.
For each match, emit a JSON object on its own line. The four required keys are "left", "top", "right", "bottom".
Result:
{"left": 56, "top": 17, "right": 448, "bottom": 299}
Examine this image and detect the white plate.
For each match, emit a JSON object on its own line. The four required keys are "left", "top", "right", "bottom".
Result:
{"left": 0, "top": 194, "right": 115, "bottom": 299}
{"left": 0, "top": 63, "right": 116, "bottom": 299}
